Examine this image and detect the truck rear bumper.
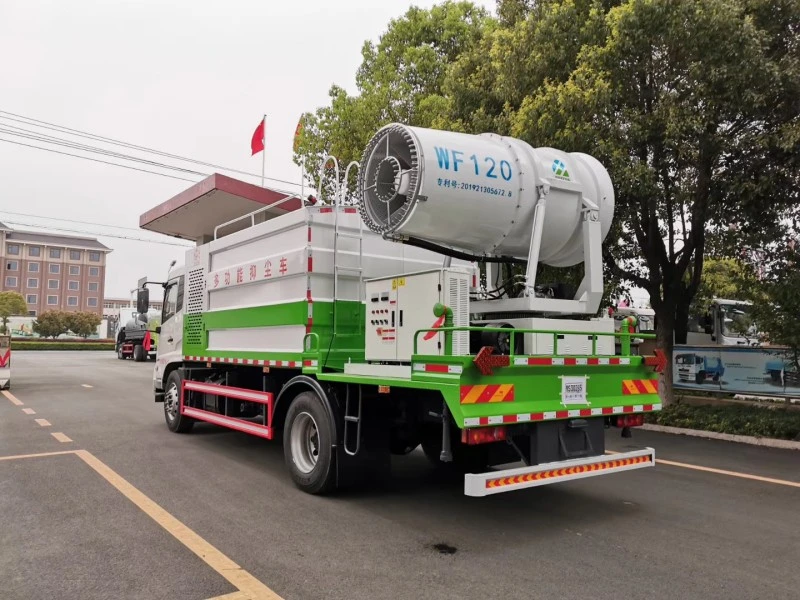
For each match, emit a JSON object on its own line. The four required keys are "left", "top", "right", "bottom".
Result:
{"left": 464, "top": 447, "right": 655, "bottom": 497}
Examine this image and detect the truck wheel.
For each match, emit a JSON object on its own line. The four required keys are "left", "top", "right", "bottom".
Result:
{"left": 164, "top": 371, "right": 194, "bottom": 433}
{"left": 133, "top": 344, "right": 145, "bottom": 362}
{"left": 117, "top": 346, "right": 126, "bottom": 360}
{"left": 283, "top": 391, "right": 336, "bottom": 494}
{"left": 695, "top": 371, "right": 705, "bottom": 385}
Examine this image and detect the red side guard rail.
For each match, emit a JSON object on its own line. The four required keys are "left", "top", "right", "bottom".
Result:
{"left": 180, "top": 380, "right": 274, "bottom": 439}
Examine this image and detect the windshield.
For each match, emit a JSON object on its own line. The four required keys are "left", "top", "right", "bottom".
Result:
{"left": 675, "top": 354, "right": 695, "bottom": 365}
{"left": 719, "top": 304, "right": 757, "bottom": 338}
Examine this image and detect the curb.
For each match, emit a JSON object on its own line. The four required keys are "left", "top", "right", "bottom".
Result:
{"left": 640, "top": 424, "right": 800, "bottom": 451}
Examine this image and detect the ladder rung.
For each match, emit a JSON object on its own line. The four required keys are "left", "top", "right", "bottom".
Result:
{"left": 344, "top": 416, "right": 360, "bottom": 422}
{"left": 336, "top": 232, "right": 362, "bottom": 239}
{"left": 336, "top": 266, "right": 363, "bottom": 273}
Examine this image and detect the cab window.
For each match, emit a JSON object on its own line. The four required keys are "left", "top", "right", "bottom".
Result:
{"left": 162, "top": 277, "right": 183, "bottom": 322}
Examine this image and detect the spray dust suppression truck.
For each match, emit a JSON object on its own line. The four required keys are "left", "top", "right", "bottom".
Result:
{"left": 138, "top": 125, "right": 663, "bottom": 496}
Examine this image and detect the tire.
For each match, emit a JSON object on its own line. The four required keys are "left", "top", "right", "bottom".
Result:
{"left": 696, "top": 371, "right": 704, "bottom": 385}
{"left": 117, "top": 346, "right": 126, "bottom": 360}
{"left": 164, "top": 370, "right": 194, "bottom": 433}
{"left": 712, "top": 374, "right": 720, "bottom": 383}
{"left": 283, "top": 391, "right": 336, "bottom": 494}
{"left": 133, "top": 344, "right": 146, "bottom": 362}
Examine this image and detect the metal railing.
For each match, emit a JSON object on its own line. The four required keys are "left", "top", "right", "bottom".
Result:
{"left": 413, "top": 326, "right": 656, "bottom": 359}
{"left": 213, "top": 193, "right": 302, "bottom": 239}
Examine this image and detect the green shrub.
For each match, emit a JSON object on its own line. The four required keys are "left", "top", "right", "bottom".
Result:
{"left": 647, "top": 403, "right": 800, "bottom": 441}
{"left": 12, "top": 341, "right": 115, "bottom": 351}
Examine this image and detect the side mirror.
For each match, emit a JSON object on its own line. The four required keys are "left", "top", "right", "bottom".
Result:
{"left": 136, "top": 287, "right": 149, "bottom": 314}
{"left": 155, "top": 326, "right": 161, "bottom": 334}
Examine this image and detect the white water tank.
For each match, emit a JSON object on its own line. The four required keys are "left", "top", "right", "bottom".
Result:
{"left": 357, "top": 124, "right": 614, "bottom": 266}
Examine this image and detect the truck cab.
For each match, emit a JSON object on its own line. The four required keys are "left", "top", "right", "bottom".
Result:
{"left": 152, "top": 266, "right": 185, "bottom": 401}
{"left": 687, "top": 298, "right": 759, "bottom": 346}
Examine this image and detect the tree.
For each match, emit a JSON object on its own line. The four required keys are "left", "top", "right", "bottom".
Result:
{"left": 689, "top": 258, "right": 757, "bottom": 320}
{"left": 448, "top": 0, "right": 798, "bottom": 402}
{"left": 294, "top": 1, "right": 491, "bottom": 199}
{"left": 0, "top": 292, "right": 27, "bottom": 334}
{"left": 33, "top": 311, "right": 69, "bottom": 339}
{"left": 66, "top": 312, "right": 102, "bottom": 338}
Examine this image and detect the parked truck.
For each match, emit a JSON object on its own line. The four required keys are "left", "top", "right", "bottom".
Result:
{"left": 116, "top": 310, "right": 159, "bottom": 361}
{"left": 137, "top": 124, "right": 662, "bottom": 496}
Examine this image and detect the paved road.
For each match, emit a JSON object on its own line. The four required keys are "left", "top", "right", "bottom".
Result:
{"left": 1, "top": 352, "right": 798, "bottom": 600}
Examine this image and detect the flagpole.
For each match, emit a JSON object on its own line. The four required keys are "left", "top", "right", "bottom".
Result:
{"left": 300, "top": 156, "right": 305, "bottom": 200}
{"left": 260, "top": 114, "right": 266, "bottom": 187}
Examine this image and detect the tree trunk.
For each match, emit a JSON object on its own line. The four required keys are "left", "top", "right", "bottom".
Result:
{"left": 674, "top": 300, "right": 690, "bottom": 345}
{"left": 654, "top": 302, "right": 676, "bottom": 406}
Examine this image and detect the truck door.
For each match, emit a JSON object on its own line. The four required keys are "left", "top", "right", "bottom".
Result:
{"left": 159, "top": 276, "right": 184, "bottom": 359}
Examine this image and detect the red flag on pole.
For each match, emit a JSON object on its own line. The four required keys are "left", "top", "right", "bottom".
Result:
{"left": 251, "top": 118, "right": 265, "bottom": 155}
{"left": 293, "top": 118, "right": 303, "bottom": 153}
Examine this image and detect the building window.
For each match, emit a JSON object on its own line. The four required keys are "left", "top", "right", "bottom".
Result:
{"left": 47, "top": 295, "right": 58, "bottom": 306}
{"left": 28, "top": 262, "right": 39, "bottom": 273}
{"left": 28, "top": 310, "right": 36, "bottom": 317}
{"left": 26, "top": 294, "right": 37, "bottom": 304}
{"left": 27, "top": 278, "right": 38, "bottom": 288}
{"left": 29, "top": 246, "right": 41, "bottom": 257}
{"left": 68, "top": 280, "right": 79, "bottom": 291}
{"left": 89, "top": 267, "right": 100, "bottom": 277}
{"left": 49, "top": 248, "right": 62, "bottom": 259}
{"left": 5, "top": 276, "right": 17, "bottom": 287}
{"left": 87, "top": 297, "right": 98, "bottom": 307}
{"left": 67, "top": 296, "right": 78, "bottom": 307}
{"left": 69, "top": 265, "right": 80, "bottom": 276}
{"left": 7, "top": 244, "right": 19, "bottom": 255}
{"left": 88, "top": 282, "right": 99, "bottom": 292}
{"left": 48, "top": 279, "right": 59, "bottom": 289}
{"left": 70, "top": 250, "right": 81, "bottom": 260}
{"left": 6, "top": 261, "right": 18, "bottom": 271}
{"left": 89, "top": 251, "right": 101, "bottom": 262}
{"left": 49, "top": 264, "right": 60, "bottom": 274}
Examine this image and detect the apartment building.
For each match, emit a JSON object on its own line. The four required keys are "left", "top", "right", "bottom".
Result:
{"left": 103, "top": 297, "right": 163, "bottom": 319}
{"left": 0, "top": 222, "right": 112, "bottom": 316}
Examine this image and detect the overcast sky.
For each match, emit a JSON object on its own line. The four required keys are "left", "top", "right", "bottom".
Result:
{"left": 0, "top": 0, "right": 496, "bottom": 299}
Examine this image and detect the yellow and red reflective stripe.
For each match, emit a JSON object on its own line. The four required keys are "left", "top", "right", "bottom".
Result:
{"left": 460, "top": 384, "right": 515, "bottom": 404}
{"left": 485, "top": 455, "right": 653, "bottom": 488}
{"left": 622, "top": 379, "right": 659, "bottom": 395}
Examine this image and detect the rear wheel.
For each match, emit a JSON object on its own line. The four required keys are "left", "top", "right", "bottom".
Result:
{"left": 133, "top": 344, "right": 145, "bottom": 362}
{"left": 117, "top": 346, "right": 125, "bottom": 360}
{"left": 164, "top": 370, "right": 194, "bottom": 433}
{"left": 283, "top": 391, "right": 336, "bottom": 494}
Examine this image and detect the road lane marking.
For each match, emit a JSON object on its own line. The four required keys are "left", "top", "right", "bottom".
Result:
{"left": 51, "top": 432, "right": 73, "bottom": 443}
{"left": 75, "top": 450, "right": 283, "bottom": 600}
{"left": 22, "top": 408, "right": 36, "bottom": 415}
{"left": 82, "top": 384, "right": 93, "bottom": 388}
{"left": 0, "top": 450, "right": 78, "bottom": 462}
{"left": 606, "top": 450, "right": 800, "bottom": 489}
{"left": 206, "top": 593, "right": 251, "bottom": 600}
{"left": 655, "top": 458, "right": 800, "bottom": 489}
{"left": 2, "top": 390, "right": 23, "bottom": 405}
{"left": 34, "top": 418, "right": 51, "bottom": 427}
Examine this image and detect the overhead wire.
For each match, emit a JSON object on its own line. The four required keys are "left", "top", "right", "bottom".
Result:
{"left": 2, "top": 220, "right": 193, "bottom": 247}
{"left": 0, "top": 137, "right": 200, "bottom": 183}
{"left": 0, "top": 109, "right": 304, "bottom": 190}
{"left": 0, "top": 209, "right": 168, "bottom": 234}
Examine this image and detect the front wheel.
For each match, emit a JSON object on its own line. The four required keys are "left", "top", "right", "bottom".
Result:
{"left": 696, "top": 371, "right": 705, "bottom": 385}
{"left": 117, "top": 345, "right": 126, "bottom": 360}
{"left": 164, "top": 371, "right": 194, "bottom": 433}
{"left": 283, "top": 391, "right": 336, "bottom": 494}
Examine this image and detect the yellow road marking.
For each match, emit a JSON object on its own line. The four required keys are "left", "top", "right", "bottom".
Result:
{"left": 34, "top": 418, "right": 51, "bottom": 427}
{"left": 2, "top": 390, "right": 23, "bottom": 405}
{"left": 206, "top": 593, "right": 252, "bottom": 600}
{"left": 0, "top": 450, "right": 78, "bottom": 462}
{"left": 75, "top": 450, "right": 283, "bottom": 599}
{"left": 656, "top": 458, "right": 800, "bottom": 489}
{"left": 606, "top": 449, "right": 800, "bottom": 489}
{"left": 51, "top": 432, "right": 73, "bottom": 443}
{"left": 22, "top": 408, "right": 36, "bottom": 415}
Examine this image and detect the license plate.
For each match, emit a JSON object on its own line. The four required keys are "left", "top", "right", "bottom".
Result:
{"left": 561, "top": 376, "right": 588, "bottom": 405}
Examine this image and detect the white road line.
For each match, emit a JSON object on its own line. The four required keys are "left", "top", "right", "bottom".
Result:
{"left": 51, "top": 432, "right": 73, "bottom": 443}
{"left": 34, "top": 418, "right": 51, "bottom": 427}
{"left": 22, "top": 408, "right": 36, "bottom": 415}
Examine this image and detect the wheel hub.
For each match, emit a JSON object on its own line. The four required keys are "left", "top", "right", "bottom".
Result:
{"left": 164, "top": 383, "right": 179, "bottom": 421}
{"left": 290, "top": 412, "right": 320, "bottom": 474}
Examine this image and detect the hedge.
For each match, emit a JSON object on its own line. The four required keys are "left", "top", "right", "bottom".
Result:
{"left": 12, "top": 341, "right": 115, "bottom": 351}
{"left": 647, "top": 403, "right": 800, "bottom": 441}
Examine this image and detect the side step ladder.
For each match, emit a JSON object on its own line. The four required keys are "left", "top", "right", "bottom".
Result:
{"left": 343, "top": 385, "right": 362, "bottom": 456}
